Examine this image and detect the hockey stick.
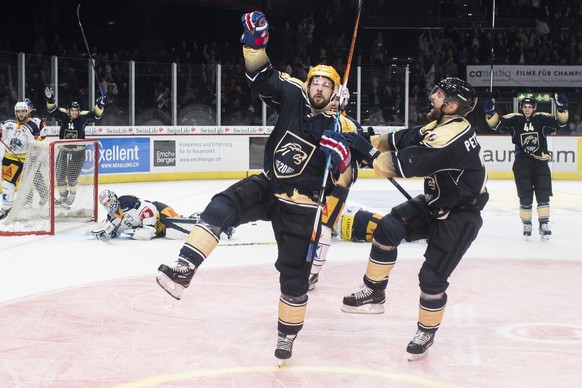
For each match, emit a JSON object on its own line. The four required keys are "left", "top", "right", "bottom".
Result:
{"left": 306, "top": 0, "right": 364, "bottom": 263}
{"left": 76, "top": 4, "right": 105, "bottom": 97}
{"left": 0, "top": 138, "right": 23, "bottom": 162}
{"left": 489, "top": 0, "right": 496, "bottom": 95}
{"left": 388, "top": 177, "right": 412, "bottom": 200}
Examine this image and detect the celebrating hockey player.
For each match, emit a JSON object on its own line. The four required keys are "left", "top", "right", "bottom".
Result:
{"left": 156, "top": 11, "right": 358, "bottom": 365}
{"left": 91, "top": 189, "right": 181, "bottom": 241}
{"left": 484, "top": 93, "right": 568, "bottom": 240}
{"left": 0, "top": 102, "right": 42, "bottom": 219}
{"left": 45, "top": 86, "right": 107, "bottom": 207}
{"left": 341, "top": 77, "right": 488, "bottom": 361}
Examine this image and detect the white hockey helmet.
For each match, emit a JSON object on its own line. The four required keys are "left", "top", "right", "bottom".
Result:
{"left": 14, "top": 101, "right": 28, "bottom": 114}
{"left": 99, "top": 189, "right": 119, "bottom": 213}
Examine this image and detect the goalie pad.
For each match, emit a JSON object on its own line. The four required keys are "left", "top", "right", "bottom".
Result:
{"left": 90, "top": 219, "right": 118, "bottom": 241}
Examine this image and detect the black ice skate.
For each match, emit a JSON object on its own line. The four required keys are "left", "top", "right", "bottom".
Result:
{"left": 523, "top": 223, "right": 532, "bottom": 239}
{"left": 308, "top": 273, "right": 319, "bottom": 291}
{"left": 0, "top": 208, "right": 10, "bottom": 220}
{"left": 275, "top": 331, "right": 296, "bottom": 367}
{"left": 341, "top": 284, "right": 386, "bottom": 314}
{"left": 539, "top": 223, "right": 551, "bottom": 241}
{"left": 156, "top": 258, "right": 196, "bottom": 300}
{"left": 406, "top": 329, "right": 435, "bottom": 361}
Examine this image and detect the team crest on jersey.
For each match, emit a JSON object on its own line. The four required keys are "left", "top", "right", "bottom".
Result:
{"left": 273, "top": 131, "right": 315, "bottom": 178}
{"left": 520, "top": 132, "right": 540, "bottom": 153}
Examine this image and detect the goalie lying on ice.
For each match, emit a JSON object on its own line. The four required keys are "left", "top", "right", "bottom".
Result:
{"left": 91, "top": 189, "right": 183, "bottom": 241}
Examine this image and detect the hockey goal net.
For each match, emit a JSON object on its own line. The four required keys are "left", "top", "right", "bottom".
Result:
{"left": 0, "top": 139, "right": 98, "bottom": 236}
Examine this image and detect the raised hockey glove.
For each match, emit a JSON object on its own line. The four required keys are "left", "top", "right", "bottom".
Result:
{"left": 240, "top": 11, "right": 269, "bottom": 49}
{"left": 44, "top": 86, "right": 55, "bottom": 104}
{"left": 319, "top": 129, "right": 351, "bottom": 174}
{"left": 554, "top": 93, "right": 568, "bottom": 112}
{"left": 345, "top": 132, "right": 380, "bottom": 166}
{"left": 483, "top": 98, "right": 496, "bottom": 116}
{"left": 96, "top": 95, "right": 109, "bottom": 108}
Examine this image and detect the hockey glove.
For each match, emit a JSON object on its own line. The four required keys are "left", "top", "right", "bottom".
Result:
{"left": 554, "top": 93, "right": 568, "bottom": 112}
{"left": 345, "top": 132, "right": 380, "bottom": 166}
{"left": 240, "top": 11, "right": 269, "bottom": 49}
{"left": 483, "top": 98, "right": 496, "bottom": 116}
{"left": 44, "top": 86, "right": 55, "bottom": 104}
{"left": 319, "top": 130, "right": 351, "bottom": 174}
{"left": 90, "top": 220, "right": 118, "bottom": 241}
{"left": 96, "top": 95, "right": 109, "bottom": 108}
{"left": 360, "top": 126, "right": 375, "bottom": 142}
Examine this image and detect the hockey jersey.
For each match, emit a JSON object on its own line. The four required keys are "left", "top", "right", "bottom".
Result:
{"left": 387, "top": 117, "right": 488, "bottom": 217}
{"left": 243, "top": 48, "right": 357, "bottom": 211}
{"left": 0, "top": 119, "right": 41, "bottom": 161}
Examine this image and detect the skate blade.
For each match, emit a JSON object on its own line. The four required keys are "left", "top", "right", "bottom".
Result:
{"left": 277, "top": 359, "right": 286, "bottom": 367}
{"left": 540, "top": 235, "right": 550, "bottom": 241}
{"left": 407, "top": 350, "right": 429, "bottom": 362}
{"left": 341, "top": 304, "right": 385, "bottom": 314}
{"left": 156, "top": 272, "right": 184, "bottom": 300}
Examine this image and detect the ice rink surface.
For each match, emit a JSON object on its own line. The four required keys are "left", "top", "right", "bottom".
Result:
{"left": 1, "top": 178, "right": 581, "bottom": 387}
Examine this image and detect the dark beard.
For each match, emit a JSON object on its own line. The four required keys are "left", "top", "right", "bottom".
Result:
{"left": 309, "top": 95, "right": 329, "bottom": 111}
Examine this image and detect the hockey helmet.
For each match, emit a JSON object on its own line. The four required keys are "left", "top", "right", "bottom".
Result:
{"left": 99, "top": 189, "right": 119, "bottom": 213}
{"left": 24, "top": 98, "right": 33, "bottom": 112}
{"left": 519, "top": 96, "right": 537, "bottom": 110}
{"left": 14, "top": 101, "right": 28, "bottom": 114}
{"left": 69, "top": 101, "right": 81, "bottom": 110}
{"left": 434, "top": 77, "right": 477, "bottom": 117}
{"left": 307, "top": 65, "right": 341, "bottom": 94}
{"left": 340, "top": 86, "right": 350, "bottom": 108}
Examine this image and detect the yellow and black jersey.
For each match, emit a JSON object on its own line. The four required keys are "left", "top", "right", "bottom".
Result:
{"left": 244, "top": 49, "right": 357, "bottom": 210}
{"left": 387, "top": 117, "right": 487, "bottom": 215}
{"left": 488, "top": 112, "right": 566, "bottom": 159}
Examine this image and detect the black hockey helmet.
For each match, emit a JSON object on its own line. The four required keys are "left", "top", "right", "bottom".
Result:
{"left": 70, "top": 101, "right": 81, "bottom": 110}
{"left": 519, "top": 96, "right": 537, "bottom": 110}
{"left": 434, "top": 77, "right": 477, "bottom": 117}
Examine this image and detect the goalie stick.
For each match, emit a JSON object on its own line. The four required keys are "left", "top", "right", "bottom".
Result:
{"left": 306, "top": 0, "right": 364, "bottom": 263}
{"left": 76, "top": 4, "right": 105, "bottom": 97}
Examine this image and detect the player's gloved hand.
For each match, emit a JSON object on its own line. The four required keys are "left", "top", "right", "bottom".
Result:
{"left": 360, "top": 126, "right": 375, "bottom": 142}
{"left": 132, "top": 226, "right": 156, "bottom": 240}
{"left": 345, "top": 132, "right": 380, "bottom": 166}
{"left": 44, "top": 86, "right": 55, "bottom": 104}
{"left": 240, "top": 11, "right": 269, "bottom": 49}
{"left": 319, "top": 130, "right": 351, "bottom": 174}
{"left": 483, "top": 98, "right": 496, "bottom": 116}
{"left": 90, "top": 220, "right": 117, "bottom": 241}
{"left": 96, "top": 95, "right": 109, "bottom": 108}
{"left": 554, "top": 93, "right": 568, "bottom": 112}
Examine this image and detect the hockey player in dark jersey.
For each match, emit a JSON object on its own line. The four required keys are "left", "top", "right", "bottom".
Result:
{"left": 341, "top": 77, "right": 488, "bottom": 361}
{"left": 484, "top": 94, "right": 568, "bottom": 240}
{"left": 45, "top": 86, "right": 106, "bottom": 207}
{"left": 155, "top": 11, "right": 358, "bottom": 364}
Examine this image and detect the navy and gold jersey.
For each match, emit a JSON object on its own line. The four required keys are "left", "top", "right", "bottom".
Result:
{"left": 245, "top": 58, "right": 357, "bottom": 209}
{"left": 490, "top": 112, "right": 565, "bottom": 158}
{"left": 388, "top": 117, "right": 487, "bottom": 216}
{"left": 47, "top": 106, "right": 101, "bottom": 140}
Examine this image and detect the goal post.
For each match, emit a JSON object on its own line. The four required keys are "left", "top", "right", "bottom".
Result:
{"left": 0, "top": 139, "right": 99, "bottom": 236}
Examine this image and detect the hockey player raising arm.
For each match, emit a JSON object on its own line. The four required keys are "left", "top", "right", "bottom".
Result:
{"left": 0, "top": 102, "right": 42, "bottom": 219}
{"left": 155, "top": 11, "right": 357, "bottom": 365}
{"left": 91, "top": 190, "right": 181, "bottom": 241}
{"left": 45, "top": 86, "right": 107, "bottom": 207}
{"left": 341, "top": 77, "right": 489, "bottom": 361}
{"left": 483, "top": 94, "right": 568, "bottom": 240}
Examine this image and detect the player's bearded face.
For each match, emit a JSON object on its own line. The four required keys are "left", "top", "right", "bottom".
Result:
{"left": 309, "top": 76, "right": 333, "bottom": 110}
{"left": 426, "top": 87, "right": 445, "bottom": 121}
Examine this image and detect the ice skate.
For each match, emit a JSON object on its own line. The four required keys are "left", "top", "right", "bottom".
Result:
{"left": 156, "top": 258, "right": 196, "bottom": 300}
{"left": 275, "top": 331, "right": 296, "bottom": 367}
{"left": 308, "top": 273, "right": 319, "bottom": 291}
{"left": 341, "top": 284, "right": 385, "bottom": 314}
{"left": 64, "top": 193, "right": 76, "bottom": 206}
{"left": 539, "top": 223, "right": 551, "bottom": 241}
{"left": 406, "top": 329, "right": 435, "bottom": 361}
{"left": 0, "top": 208, "right": 10, "bottom": 220}
{"left": 522, "top": 223, "right": 532, "bottom": 239}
